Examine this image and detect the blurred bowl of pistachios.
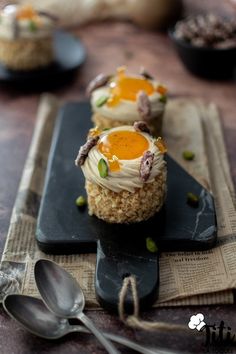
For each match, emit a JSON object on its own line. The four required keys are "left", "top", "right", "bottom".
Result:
{"left": 169, "top": 14, "right": 236, "bottom": 79}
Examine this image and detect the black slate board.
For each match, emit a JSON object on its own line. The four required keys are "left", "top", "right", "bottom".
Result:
{"left": 36, "top": 102, "right": 217, "bottom": 311}
{"left": 0, "top": 30, "right": 86, "bottom": 84}
{"left": 37, "top": 102, "right": 217, "bottom": 253}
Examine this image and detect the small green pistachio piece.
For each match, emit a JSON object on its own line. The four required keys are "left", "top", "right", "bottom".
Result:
{"left": 187, "top": 192, "right": 199, "bottom": 208}
{"left": 159, "top": 95, "right": 167, "bottom": 103}
{"left": 103, "top": 128, "right": 110, "bottom": 131}
{"left": 75, "top": 195, "right": 87, "bottom": 207}
{"left": 28, "top": 20, "right": 37, "bottom": 32}
{"left": 182, "top": 150, "right": 195, "bottom": 161}
{"left": 146, "top": 237, "right": 158, "bottom": 253}
{"left": 95, "top": 95, "right": 109, "bottom": 107}
{"left": 98, "top": 158, "right": 108, "bottom": 178}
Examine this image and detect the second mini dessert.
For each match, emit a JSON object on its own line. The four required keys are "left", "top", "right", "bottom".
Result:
{"left": 87, "top": 66, "right": 168, "bottom": 136}
{"left": 75, "top": 121, "right": 167, "bottom": 224}
{"left": 0, "top": 4, "right": 56, "bottom": 70}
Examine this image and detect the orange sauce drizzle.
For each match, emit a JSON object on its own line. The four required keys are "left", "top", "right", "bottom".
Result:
{"left": 155, "top": 138, "right": 167, "bottom": 154}
{"left": 107, "top": 67, "right": 155, "bottom": 107}
{"left": 88, "top": 126, "right": 102, "bottom": 138}
{"left": 107, "top": 157, "right": 120, "bottom": 172}
{"left": 157, "top": 85, "right": 168, "bottom": 95}
{"left": 16, "top": 5, "right": 37, "bottom": 19}
{"left": 16, "top": 4, "right": 42, "bottom": 25}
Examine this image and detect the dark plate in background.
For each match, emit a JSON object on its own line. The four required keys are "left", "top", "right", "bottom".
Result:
{"left": 169, "top": 28, "right": 236, "bottom": 80}
{"left": 0, "top": 30, "right": 86, "bottom": 84}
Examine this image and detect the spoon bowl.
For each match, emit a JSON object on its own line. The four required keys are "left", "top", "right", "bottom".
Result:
{"left": 3, "top": 294, "right": 72, "bottom": 339}
{"left": 35, "top": 259, "right": 85, "bottom": 318}
{"left": 3, "top": 294, "right": 166, "bottom": 354}
{"left": 34, "top": 259, "right": 120, "bottom": 354}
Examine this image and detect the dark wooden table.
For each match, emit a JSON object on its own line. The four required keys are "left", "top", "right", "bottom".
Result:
{"left": 1, "top": 1, "right": 236, "bottom": 353}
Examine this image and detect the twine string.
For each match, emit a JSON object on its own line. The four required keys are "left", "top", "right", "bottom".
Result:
{"left": 118, "top": 275, "right": 188, "bottom": 332}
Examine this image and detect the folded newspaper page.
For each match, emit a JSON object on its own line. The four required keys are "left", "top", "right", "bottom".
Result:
{"left": 0, "top": 94, "right": 235, "bottom": 308}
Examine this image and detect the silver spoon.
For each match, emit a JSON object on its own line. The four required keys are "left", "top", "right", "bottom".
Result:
{"left": 34, "top": 259, "right": 120, "bottom": 354}
{"left": 3, "top": 294, "right": 174, "bottom": 354}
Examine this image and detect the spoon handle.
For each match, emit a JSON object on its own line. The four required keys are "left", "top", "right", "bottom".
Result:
{"left": 96, "top": 333, "right": 168, "bottom": 354}
{"left": 98, "top": 333, "right": 163, "bottom": 354}
{"left": 77, "top": 312, "right": 121, "bottom": 354}
{"left": 70, "top": 325, "right": 177, "bottom": 354}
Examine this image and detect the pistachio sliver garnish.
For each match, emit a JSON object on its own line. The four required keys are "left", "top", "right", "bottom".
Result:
{"left": 159, "top": 95, "right": 167, "bottom": 103}
{"left": 95, "top": 95, "right": 109, "bottom": 108}
{"left": 182, "top": 150, "right": 195, "bottom": 161}
{"left": 187, "top": 192, "right": 199, "bottom": 208}
{"left": 98, "top": 158, "right": 108, "bottom": 178}
{"left": 28, "top": 20, "right": 37, "bottom": 32}
{"left": 75, "top": 195, "right": 87, "bottom": 207}
{"left": 146, "top": 237, "right": 158, "bottom": 253}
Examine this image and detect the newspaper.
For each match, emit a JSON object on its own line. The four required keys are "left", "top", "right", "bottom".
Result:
{"left": 0, "top": 94, "right": 236, "bottom": 309}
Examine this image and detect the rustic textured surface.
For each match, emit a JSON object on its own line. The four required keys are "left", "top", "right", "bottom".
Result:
{"left": 0, "top": 0, "right": 236, "bottom": 353}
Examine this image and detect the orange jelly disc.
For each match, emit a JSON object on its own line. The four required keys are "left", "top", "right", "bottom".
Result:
{"left": 107, "top": 68, "right": 155, "bottom": 107}
{"left": 98, "top": 131, "right": 149, "bottom": 170}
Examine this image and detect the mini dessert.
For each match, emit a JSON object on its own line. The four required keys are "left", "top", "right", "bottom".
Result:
{"left": 0, "top": 4, "right": 56, "bottom": 70}
{"left": 87, "top": 67, "right": 168, "bottom": 136}
{"left": 75, "top": 122, "right": 167, "bottom": 224}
